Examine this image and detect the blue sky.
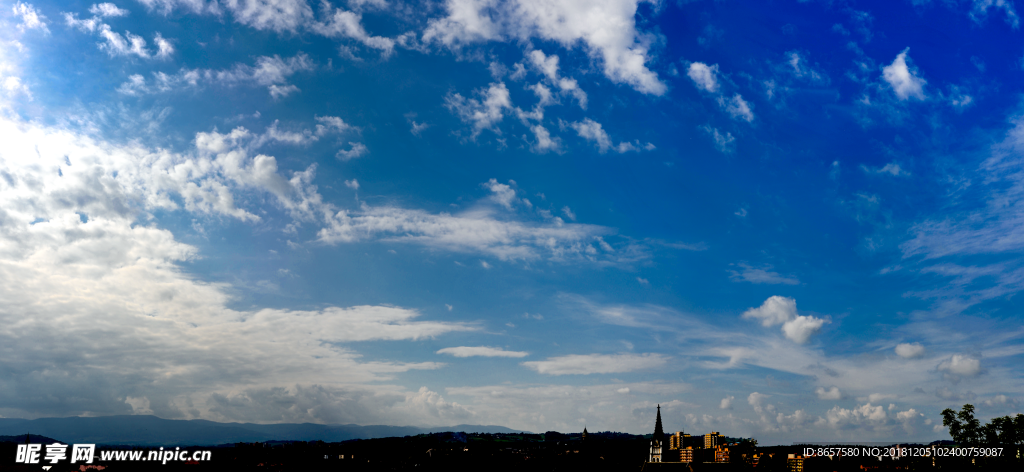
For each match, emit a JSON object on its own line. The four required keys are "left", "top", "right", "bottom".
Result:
{"left": 0, "top": 0, "right": 1022, "bottom": 445}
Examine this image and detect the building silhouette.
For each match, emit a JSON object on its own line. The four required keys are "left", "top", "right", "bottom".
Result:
{"left": 641, "top": 407, "right": 754, "bottom": 468}
{"left": 647, "top": 404, "right": 666, "bottom": 462}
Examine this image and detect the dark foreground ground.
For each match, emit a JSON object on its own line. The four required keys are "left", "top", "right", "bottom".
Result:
{"left": 1, "top": 432, "right": 1020, "bottom": 471}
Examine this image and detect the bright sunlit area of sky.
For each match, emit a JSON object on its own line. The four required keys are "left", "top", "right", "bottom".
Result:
{"left": 0, "top": 0, "right": 1022, "bottom": 445}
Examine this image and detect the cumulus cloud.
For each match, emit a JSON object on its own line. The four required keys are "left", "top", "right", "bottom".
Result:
{"left": 335, "top": 142, "right": 369, "bottom": 161}
{"left": 687, "top": 62, "right": 719, "bottom": 93}
{"left": 571, "top": 118, "right": 612, "bottom": 152}
{"left": 484, "top": 178, "right": 518, "bottom": 209}
{"left": 719, "top": 396, "right": 734, "bottom": 409}
{"left": 522, "top": 50, "right": 588, "bottom": 109}
{"left": 522, "top": 353, "right": 669, "bottom": 375}
{"left": 89, "top": 3, "right": 130, "bottom": 17}
{"left": 882, "top": 48, "right": 926, "bottom": 100}
{"left": 781, "top": 315, "right": 828, "bottom": 344}
{"left": 437, "top": 346, "right": 529, "bottom": 357}
{"left": 13, "top": 1, "right": 50, "bottom": 33}
{"left": 721, "top": 94, "right": 754, "bottom": 122}
{"left": 938, "top": 354, "right": 982, "bottom": 381}
{"left": 742, "top": 296, "right": 798, "bottom": 327}
{"left": 742, "top": 296, "right": 828, "bottom": 344}
{"left": 569, "top": 118, "right": 650, "bottom": 154}
{"left": 826, "top": 403, "right": 887, "bottom": 426}
{"left": 895, "top": 342, "right": 925, "bottom": 359}
{"left": 311, "top": 2, "right": 396, "bottom": 55}
{"left": 423, "top": 0, "right": 667, "bottom": 95}
{"left": 529, "top": 124, "right": 561, "bottom": 153}
{"left": 686, "top": 62, "right": 755, "bottom": 121}
{"left": 445, "top": 82, "right": 513, "bottom": 138}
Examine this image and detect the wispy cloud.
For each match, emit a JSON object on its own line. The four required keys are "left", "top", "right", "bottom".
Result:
{"left": 522, "top": 353, "right": 669, "bottom": 375}
{"left": 437, "top": 346, "right": 529, "bottom": 358}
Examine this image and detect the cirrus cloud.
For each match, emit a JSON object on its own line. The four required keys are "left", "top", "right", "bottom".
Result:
{"left": 521, "top": 353, "right": 669, "bottom": 375}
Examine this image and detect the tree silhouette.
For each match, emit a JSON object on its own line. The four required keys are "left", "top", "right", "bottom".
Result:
{"left": 941, "top": 404, "right": 982, "bottom": 446}
{"left": 943, "top": 404, "right": 1024, "bottom": 447}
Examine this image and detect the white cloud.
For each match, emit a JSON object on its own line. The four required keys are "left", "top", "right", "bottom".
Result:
{"left": 571, "top": 118, "right": 649, "bottom": 154}
{"left": 530, "top": 124, "right": 560, "bottom": 153}
{"left": 392, "top": 387, "right": 474, "bottom": 423}
{"left": 816, "top": 386, "right": 842, "bottom": 400}
{"left": 117, "top": 54, "right": 315, "bottom": 97}
{"left": 422, "top": 0, "right": 667, "bottom": 95}
{"left": 525, "top": 50, "right": 588, "bottom": 108}
{"left": 937, "top": 354, "right": 982, "bottom": 378}
{"left": 729, "top": 263, "right": 799, "bottom": 285}
{"left": 153, "top": 32, "right": 174, "bottom": 58}
{"left": 484, "top": 178, "right": 518, "bottom": 209}
{"left": 781, "top": 315, "right": 828, "bottom": 344}
{"left": 687, "top": 62, "right": 719, "bottom": 93}
{"left": 742, "top": 296, "right": 828, "bottom": 344}
{"left": 446, "top": 82, "right": 512, "bottom": 138}
{"left": 64, "top": 11, "right": 173, "bottom": 59}
{"left": 437, "top": 346, "right": 529, "bottom": 357}
{"left": 861, "top": 161, "right": 909, "bottom": 177}
{"left": 135, "top": 0, "right": 220, "bottom": 15}
{"left": 0, "top": 114, "right": 482, "bottom": 421}
{"left": 315, "top": 115, "right": 355, "bottom": 135}
{"left": 137, "top": 0, "right": 398, "bottom": 57}
{"left": 721, "top": 94, "right": 754, "bottom": 122}
{"left": 747, "top": 392, "right": 770, "bottom": 411}
{"left": 826, "top": 403, "right": 888, "bottom": 426}
{"left": 125, "top": 396, "right": 154, "bottom": 415}
{"left": 522, "top": 353, "right": 669, "bottom": 375}
{"left": 317, "top": 205, "right": 618, "bottom": 263}
{"left": 571, "top": 118, "right": 612, "bottom": 152}
{"left": 970, "top": 0, "right": 1019, "bottom": 28}
{"left": 719, "top": 396, "right": 734, "bottom": 409}
{"left": 13, "top": 2, "right": 50, "bottom": 33}
{"left": 786, "top": 51, "right": 827, "bottom": 83}
{"left": 867, "top": 393, "right": 897, "bottom": 403}
{"left": 311, "top": 2, "right": 395, "bottom": 55}
{"left": 222, "top": 0, "right": 315, "bottom": 33}
{"left": 742, "top": 296, "right": 797, "bottom": 327}
{"left": 336, "top": 142, "right": 369, "bottom": 161}
{"left": 895, "top": 342, "right": 925, "bottom": 359}
{"left": 882, "top": 48, "right": 926, "bottom": 100}
{"left": 701, "top": 125, "right": 735, "bottom": 154}
{"left": 344, "top": 179, "right": 360, "bottom": 190}
{"left": 561, "top": 206, "right": 576, "bottom": 221}
{"left": 410, "top": 121, "right": 429, "bottom": 136}
{"left": 896, "top": 408, "right": 921, "bottom": 422}
{"left": 528, "top": 49, "right": 559, "bottom": 80}
{"left": 90, "top": 3, "right": 130, "bottom": 17}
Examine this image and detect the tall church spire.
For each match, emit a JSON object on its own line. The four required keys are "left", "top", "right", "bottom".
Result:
{"left": 654, "top": 404, "right": 665, "bottom": 439}
{"left": 648, "top": 404, "right": 666, "bottom": 462}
